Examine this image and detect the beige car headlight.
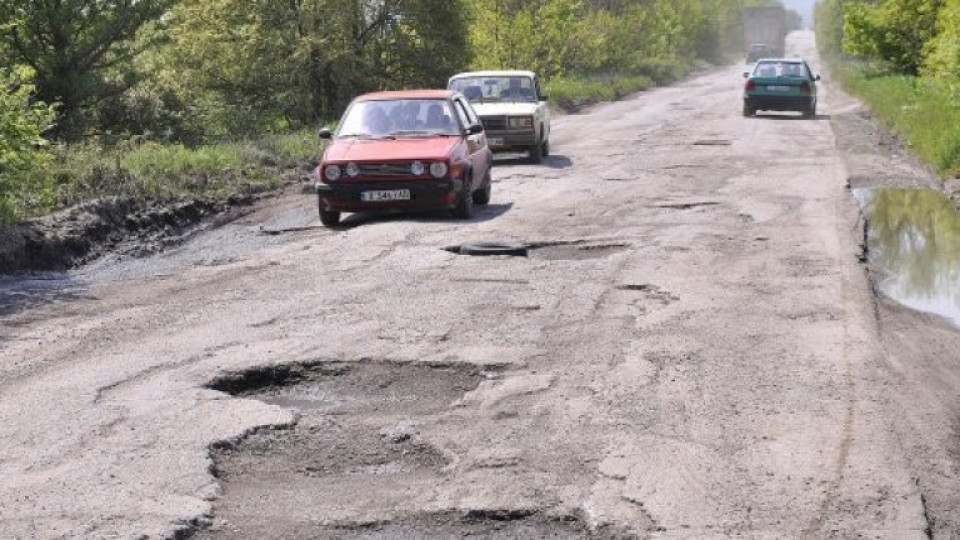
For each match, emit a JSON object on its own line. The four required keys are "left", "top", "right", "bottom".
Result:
{"left": 508, "top": 116, "right": 534, "bottom": 130}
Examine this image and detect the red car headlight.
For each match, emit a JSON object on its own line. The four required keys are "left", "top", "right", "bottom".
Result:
{"left": 324, "top": 164, "right": 342, "bottom": 182}
{"left": 430, "top": 162, "right": 448, "bottom": 179}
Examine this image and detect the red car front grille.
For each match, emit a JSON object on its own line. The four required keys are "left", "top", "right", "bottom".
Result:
{"left": 358, "top": 164, "right": 412, "bottom": 177}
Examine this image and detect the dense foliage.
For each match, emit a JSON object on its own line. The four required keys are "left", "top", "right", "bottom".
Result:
{"left": 0, "top": 0, "right": 783, "bottom": 221}
{"left": 816, "top": 0, "right": 960, "bottom": 177}
{"left": 156, "top": 0, "right": 470, "bottom": 141}
{"left": 468, "top": 0, "right": 753, "bottom": 82}
{"left": 0, "top": 0, "right": 177, "bottom": 141}
{"left": 816, "top": 0, "right": 956, "bottom": 77}
{"left": 1, "top": 0, "right": 773, "bottom": 146}
{"left": 0, "top": 65, "right": 55, "bottom": 222}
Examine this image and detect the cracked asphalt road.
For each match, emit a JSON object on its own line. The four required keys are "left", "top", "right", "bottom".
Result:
{"left": 1, "top": 31, "right": 954, "bottom": 538}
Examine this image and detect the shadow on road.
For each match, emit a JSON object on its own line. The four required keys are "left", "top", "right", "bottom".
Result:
{"left": 493, "top": 153, "right": 574, "bottom": 169}
{"left": 336, "top": 202, "right": 514, "bottom": 229}
{"left": 544, "top": 155, "right": 573, "bottom": 169}
{"left": 751, "top": 113, "right": 831, "bottom": 121}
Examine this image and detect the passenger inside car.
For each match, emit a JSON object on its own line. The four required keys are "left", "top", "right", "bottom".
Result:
{"left": 391, "top": 101, "right": 422, "bottom": 131}
{"left": 425, "top": 103, "right": 452, "bottom": 130}
{"left": 363, "top": 105, "right": 391, "bottom": 135}
{"left": 782, "top": 63, "right": 802, "bottom": 77}
{"left": 463, "top": 86, "right": 483, "bottom": 102}
{"left": 500, "top": 78, "right": 534, "bottom": 100}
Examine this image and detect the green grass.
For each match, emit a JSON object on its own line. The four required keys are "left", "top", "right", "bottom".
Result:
{"left": 833, "top": 63, "right": 960, "bottom": 177}
{"left": 8, "top": 129, "right": 325, "bottom": 221}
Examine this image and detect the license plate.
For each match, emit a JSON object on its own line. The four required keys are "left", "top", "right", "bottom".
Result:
{"left": 767, "top": 85, "right": 791, "bottom": 91}
{"left": 361, "top": 189, "right": 411, "bottom": 202}
{"left": 487, "top": 137, "right": 504, "bottom": 147}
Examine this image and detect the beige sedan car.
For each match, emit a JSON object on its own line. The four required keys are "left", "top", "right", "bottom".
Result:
{"left": 448, "top": 70, "right": 551, "bottom": 164}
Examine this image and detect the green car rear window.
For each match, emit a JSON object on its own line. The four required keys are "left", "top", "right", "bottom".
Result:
{"left": 753, "top": 62, "right": 807, "bottom": 78}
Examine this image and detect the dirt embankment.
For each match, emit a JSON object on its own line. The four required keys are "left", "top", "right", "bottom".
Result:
{"left": 0, "top": 156, "right": 321, "bottom": 274}
{"left": 0, "top": 195, "right": 257, "bottom": 274}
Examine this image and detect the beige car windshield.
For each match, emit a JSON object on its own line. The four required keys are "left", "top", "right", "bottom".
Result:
{"left": 450, "top": 76, "right": 537, "bottom": 103}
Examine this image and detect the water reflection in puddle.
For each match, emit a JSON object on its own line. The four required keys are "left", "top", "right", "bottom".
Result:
{"left": 0, "top": 274, "right": 89, "bottom": 317}
{"left": 855, "top": 188, "right": 960, "bottom": 326}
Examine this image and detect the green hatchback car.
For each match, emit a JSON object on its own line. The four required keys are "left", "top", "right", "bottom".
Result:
{"left": 743, "top": 58, "right": 820, "bottom": 118}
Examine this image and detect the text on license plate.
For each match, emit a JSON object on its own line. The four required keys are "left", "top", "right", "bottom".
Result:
{"left": 361, "top": 189, "right": 411, "bottom": 202}
{"left": 487, "top": 137, "right": 504, "bottom": 147}
{"left": 767, "top": 85, "right": 791, "bottom": 91}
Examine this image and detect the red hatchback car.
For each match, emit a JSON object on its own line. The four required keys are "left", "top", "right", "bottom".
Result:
{"left": 314, "top": 90, "right": 494, "bottom": 226}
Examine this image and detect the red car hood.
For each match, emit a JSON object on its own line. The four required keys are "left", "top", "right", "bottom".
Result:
{"left": 325, "top": 137, "right": 458, "bottom": 162}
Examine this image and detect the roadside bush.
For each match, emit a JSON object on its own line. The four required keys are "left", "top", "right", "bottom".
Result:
{"left": 0, "top": 65, "right": 55, "bottom": 222}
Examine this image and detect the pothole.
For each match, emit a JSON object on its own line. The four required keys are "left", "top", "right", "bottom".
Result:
{"left": 649, "top": 200, "right": 720, "bottom": 210}
{"left": 257, "top": 225, "right": 320, "bottom": 236}
{"left": 308, "top": 511, "right": 600, "bottom": 539}
{"left": 197, "top": 361, "right": 495, "bottom": 539}
{"left": 200, "top": 509, "right": 618, "bottom": 539}
{"left": 444, "top": 242, "right": 529, "bottom": 257}
{"left": 692, "top": 139, "right": 732, "bottom": 146}
{"left": 207, "top": 361, "right": 485, "bottom": 414}
{"left": 446, "top": 241, "right": 631, "bottom": 261}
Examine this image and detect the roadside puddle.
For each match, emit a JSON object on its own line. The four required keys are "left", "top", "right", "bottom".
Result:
{"left": 856, "top": 188, "right": 960, "bottom": 326}
{"left": 0, "top": 274, "right": 89, "bottom": 317}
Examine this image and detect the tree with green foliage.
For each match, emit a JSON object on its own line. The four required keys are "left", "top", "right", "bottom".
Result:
{"left": 0, "top": 65, "right": 55, "bottom": 222}
{"left": 842, "top": 0, "right": 943, "bottom": 74}
{"left": 470, "top": 0, "right": 755, "bottom": 82}
{"left": 0, "top": 0, "right": 179, "bottom": 140}
{"left": 468, "top": 0, "right": 584, "bottom": 79}
{"left": 923, "top": 0, "right": 960, "bottom": 77}
{"left": 159, "top": 0, "right": 468, "bottom": 137}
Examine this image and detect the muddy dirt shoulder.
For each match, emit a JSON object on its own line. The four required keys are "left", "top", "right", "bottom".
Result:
{"left": 827, "top": 70, "right": 960, "bottom": 538}
{"left": 827, "top": 76, "right": 957, "bottom": 199}
{"left": 0, "top": 184, "right": 308, "bottom": 275}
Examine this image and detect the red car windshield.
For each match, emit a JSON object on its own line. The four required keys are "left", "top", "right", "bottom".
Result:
{"left": 337, "top": 99, "right": 460, "bottom": 138}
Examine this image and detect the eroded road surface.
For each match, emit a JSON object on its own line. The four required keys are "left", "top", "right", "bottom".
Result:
{"left": 2, "top": 31, "right": 957, "bottom": 539}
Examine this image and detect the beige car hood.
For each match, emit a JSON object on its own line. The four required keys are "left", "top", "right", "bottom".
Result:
{"left": 471, "top": 102, "right": 541, "bottom": 116}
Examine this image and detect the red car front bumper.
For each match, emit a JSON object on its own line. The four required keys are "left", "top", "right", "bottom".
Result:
{"left": 316, "top": 178, "right": 465, "bottom": 213}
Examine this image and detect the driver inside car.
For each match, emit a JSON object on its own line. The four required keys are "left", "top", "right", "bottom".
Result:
{"left": 500, "top": 78, "right": 534, "bottom": 100}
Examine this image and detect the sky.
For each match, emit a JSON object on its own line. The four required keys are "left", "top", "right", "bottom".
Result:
{"left": 781, "top": 0, "right": 816, "bottom": 25}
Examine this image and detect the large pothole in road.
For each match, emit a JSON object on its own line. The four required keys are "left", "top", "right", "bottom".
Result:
{"left": 301, "top": 510, "right": 602, "bottom": 539}
{"left": 198, "top": 361, "right": 556, "bottom": 539}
